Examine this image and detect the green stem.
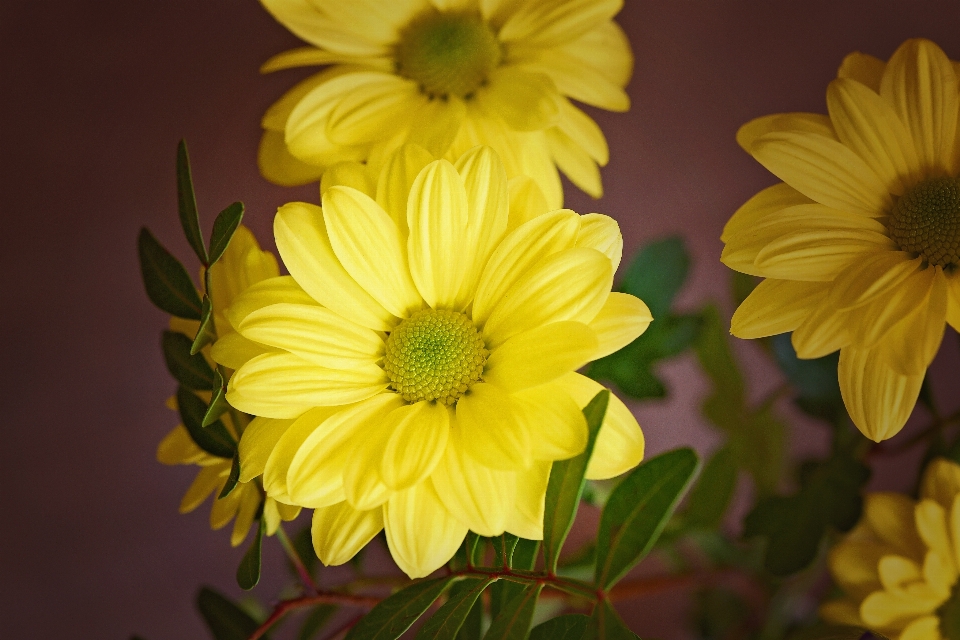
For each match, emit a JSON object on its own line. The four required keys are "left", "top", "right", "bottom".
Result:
{"left": 275, "top": 524, "right": 318, "bottom": 594}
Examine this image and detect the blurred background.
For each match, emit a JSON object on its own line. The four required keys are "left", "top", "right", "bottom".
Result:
{"left": 2, "top": 1, "right": 959, "bottom": 638}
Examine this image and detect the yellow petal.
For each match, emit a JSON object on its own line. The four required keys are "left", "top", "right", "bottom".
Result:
{"left": 864, "top": 493, "right": 925, "bottom": 558}
{"left": 260, "top": 0, "right": 395, "bottom": 56}
{"left": 498, "top": 0, "right": 622, "bottom": 49}
{"left": 946, "top": 272, "right": 960, "bottom": 332}
{"left": 262, "top": 69, "right": 342, "bottom": 132}
{"left": 920, "top": 458, "right": 960, "bottom": 510}
{"left": 838, "top": 51, "right": 886, "bottom": 92}
{"left": 472, "top": 209, "right": 580, "bottom": 327}
{"left": 406, "top": 96, "right": 466, "bottom": 158}
{"left": 576, "top": 213, "right": 623, "bottom": 273}
{"left": 384, "top": 481, "right": 468, "bottom": 578}
{"left": 210, "top": 332, "right": 270, "bottom": 371}
{"left": 322, "top": 186, "right": 422, "bottom": 318}
{"left": 505, "top": 461, "right": 552, "bottom": 540}
{"left": 818, "top": 599, "right": 866, "bottom": 627}
{"left": 180, "top": 465, "right": 225, "bottom": 514}
{"left": 736, "top": 113, "right": 837, "bottom": 152}
{"left": 861, "top": 590, "right": 942, "bottom": 629}
{"left": 858, "top": 266, "right": 940, "bottom": 349}
{"left": 915, "top": 500, "right": 957, "bottom": 576}
{"left": 320, "top": 160, "right": 376, "bottom": 197}
{"left": 228, "top": 352, "right": 388, "bottom": 418}
{"left": 477, "top": 68, "right": 560, "bottom": 132}
{"left": 483, "top": 247, "right": 612, "bottom": 347}
{"left": 274, "top": 202, "right": 393, "bottom": 331}
{"left": 952, "top": 494, "right": 960, "bottom": 571}
{"left": 588, "top": 292, "right": 652, "bottom": 358}
{"left": 238, "top": 303, "right": 384, "bottom": 368}
{"left": 731, "top": 279, "right": 829, "bottom": 339}
{"left": 380, "top": 402, "right": 451, "bottom": 491}
{"left": 157, "top": 425, "right": 205, "bottom": 466}
{"left": 430, "top": 426, "right": 516, "bottom": 536}
{"left": 456, "top": 383, "right": 531, "bottom": 469}
{"left": 877, "top": 554, "right": 922, "bottom": 590}
{"left": 827, "top": 253, "right": 922, "bottom": 311}
{"left": 312, "top": 502, "right": 384, "bottom": 566}
{"left": 511, "top": 381, "right": 588, "bottom": 461}
{"left": 557, "top": 98, "right": 608, "bottom": 164}
{"left": 238, "top": 417, "right": 295, "bottom": 483}
{"left": 375, "top": 143, "right": 436, "bottom": 236}
{"left": 230, "top": 487, "right": 262, "bottom": 547}
{"left": 722, "top": 182, "right": 813, "bottom": 245}
{"left": 546, "top": 127, "right": 602, "bottom": 198}
{"left": 327, "top": 76, "right": 419, "bottom": 146}
{"left": 258, "top": 130, "right": 326, "bottom": 186}
{"left": 749, "top": 131, "right": 891, "bottom": 217}
{"left": 224, "top": 275, "right": 318, "bottom": 328}
{"left": 839, "top": 345, "right": 924, "bottom": 442}
{"left": 923, "top": 551, "right": 956, "bottom": 598}
{"left": 506, "top": 175, "right": 549, "bottom": 231}
{"left": 260, "top": 46, "right": 392, "bottom": 73}
{"left": 754, "top": 228, "right": 893, "bottom": 281}
{"left": 880, "top": 39, "right": 959, "bottom": 174}
{"left": 210, "top": 482, "right": 242, "bottom": 530}
{"left": 262, "top": 406, "right": 341, "bottom": 502}
{"left": 829, "top": 537, "right": 886, "bottom": 593}
{"left": 881, "top": 269, "right": 948, "bottom": 375}
{"left": 791, "top": 301, "right": 854, "bottom": 359}
{"left": 485, "top": 321, "right": 598, "bottom": 392}
{"left": 342, "top": 422, "right": 393, "bottom": 510}
{"left": 899, "top": 616, "right": 943, "bottom": 640}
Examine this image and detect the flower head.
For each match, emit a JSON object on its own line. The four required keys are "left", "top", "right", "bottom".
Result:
{"left": 824, "top": 458, "right": 960, "bottom": 640}
{"left": 217, "top": 145, "right": 650, "bottom": 577}
{"left": 722, "top": 39, "right": 960, "bottom": 442}
{"left": 257, "top": 0, "right": 633, "bottom": 207}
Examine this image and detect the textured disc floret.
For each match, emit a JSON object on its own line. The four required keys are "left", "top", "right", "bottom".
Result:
{"left": 384, "top": 309, "right": 488, "bottom": 405}
{"left": 395, "top": 9, "right": 501, "bottom": 99}
{"left": 889, "top": 176, "right": 960, "bottom": 268}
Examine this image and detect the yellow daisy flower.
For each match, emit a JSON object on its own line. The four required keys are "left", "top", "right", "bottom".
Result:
{"left": 216, "top": 144, "right": 651, "bottom": 578}
{"left": 722, "top": 39, "right": 960, "bottom": 442}
{"left": 823, "top": 458, "right": 960, "bottom": 640}
{"left": 256, "top": 0, "right": 633, "bottom": 208}
{"left": 158, "top": 225, "right": 300, "bottom": 546}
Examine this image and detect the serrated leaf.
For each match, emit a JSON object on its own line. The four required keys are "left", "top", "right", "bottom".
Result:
{"left": 176, "top": 140, "right": 207, "bottom": 264}
{"left": 177, "top": 386, "right": 236, "bottom": 458}
{"left": 203, "top": 368, "right": 230, "bottom": 426}
{"left": 162, "top": 330, "right": 215, "bottom": 390}
{"left": 681, "top": 446, "right": 737, "bottom": 531}
{"left": 584, "top": 600, "right": 638, "bottom": 640}
{"left": 543, "top": 391, "right": 609, "bottom": 573}
{"left": 208, "top": 202, "right": 245, "bottom": 265}
{"left": 237, "top": 517, "right": 264, "bottom": 590}
{"left": 417, "top": 577, "right": 495, "bottom": 640}
{"left": 298, "top": 605, "right": 336, "bottom": 640}
{"left": 483, "top": 583, "right": 543, "bottom": 640}
{"left": 529, "top": 614, "right": 589, "bottom": 640}
{"left": 595, "top": 448, "right": 699, "bottom": 589}
{"left": 619, "top": 236, "right": 689, "bottom": 318}
{"left": 346, "top": 576, "right": 455, "bottom": 640}
{"left": 191, "top": 295, "right": 217, "bottom": 355}
{"left": 138, "top": 228, "right": 203, "bottom": 319}
{"left": 196, "top": 587, "right": 262, "bottom": 640}
{"left": 219, "top": 455, "right": 241, "bottom": 499}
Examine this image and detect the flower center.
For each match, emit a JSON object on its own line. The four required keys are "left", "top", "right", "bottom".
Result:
{"left": 384, "top": 309, "right": 488, "bottom": 405}
{"left": 395, "top": 9, "right": 501, "bottom": 99}
{"left": 889, "top": 176, "right": 960, "bottom": 268}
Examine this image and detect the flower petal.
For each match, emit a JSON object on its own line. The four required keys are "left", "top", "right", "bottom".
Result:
{"left": 511, "top": 382, "right": 588, "bottom": 461}
{"left": 731, "top": 279, "right": 829, "bottom": 339}
{"left": 258, "top": 130, "right": 326, "bottom": 186}
{"left": 915, "top": 500, "right": 957, "bottom": 579}
{"left": 406, "top": 96, "right": 466, "bottom": 158}
{"left": 230, "top": 488, "right": 262, "bottom": 547}
{"left": 858, "top": 265, "right": 939, "bottom": 348}
{"left": 839, "top": 344, "right": 924, "bottom": 442}
{"left": 881, "top": 268, "right": 948, "bottom": 375}
{"left": 312, "top": 502, "right": 384, "bottom": 566}
{"left": 180, "top": 466, "right": 224, "bottom": 513}
{"left": 260, "top": 0, "right": 401, "bottom": 55}
{"left": 262, "top": 406, "right": 342, "bottom": 503}
{"left": 946, "top": 272, "right": 960, "bottom": 332}
{"left": 863, "top": 492, "right": 925, "bottom": 557}
{"left": 546, "top": 127, "right": 602, "bottom": 198}
{"left": 899, "top": 616, "right": 943, "bottom": 640}
{"left": 477, "top": 68, "right": 560, "bottom": 132}
{"left": 921, "top": 458, "right": 960, "bottom": 510}
{"left": 261, "top": 46, "right": 392, "bottom": 73}
{"left": 736, "top": 113, "right": 837, "bottom": 152}
{"left": 320, "top": 161, "right": 376, "bottom": 197}
{"left": 506, "top": 175, "right": 549, "bottom": 231}
{"left": 342, "top": 421, "right": 393, "bottom": 510}
{"left": 557, "top": 98, "right": 608, "bottom": 164}
{"left": 375, "top": 143, "right": 436, "bottom": 236}
{"left": 157, "top": 425, "right": 205, "bottom": 466}
{"left": 224, "top": 275, "right": 318, "bottom": 328}
{"left": 722, "top": 183, "right": 812, "bottom": 245}
{"left": 486, "top": 321, "right": 598, "bottom": 391}
{"left": 791, "top": 301, "right": 855, "bottom": 359}
{"left": 505, "top": 461, "right": 551, "bottom": 539}
{"left": 576, "top": 213, "right": 623, "bottom": 273}
{"left": 327, "top": 76, "right": 420, "bottom": 146}
{"left": 838, "top": 51, "right": 886, "bottom": 92}
{"left": 384, "top": 481, "right": 468, "bottom": 578}
{"left": 827, "top": 252, "right": 922, "bottom": 311}
{"left": 588, "top": 292, "right": 652, "bottom": 357}
{"left": 498, "top": 0, "right": 622, "bottom": 49}
{"left": 754, "top": 228, "right": 893, "bottom": 281}
{"left": 456, "top": 383, "right": 531, "bottom": 469}
{"left": 380, "top": 402, "right": 451, "bottom": 491}
{"left": 238, "top": 417, "right": 295, "bottom": 482}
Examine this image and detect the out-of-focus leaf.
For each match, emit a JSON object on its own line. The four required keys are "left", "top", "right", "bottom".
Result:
{"left": 237, "top": 517, "right": 264, "bottom": 590}
{"left": 417, "top": 577, "right": 494, "bottom": 640}
{"left": 744, "top": 435, "right": 870, "bottom": 576}
{"left": 543, "top": 391, "right": 609, "bottom": 573}
{"left": 583, "top": 600, "right": 638, "bottom": 640}
{"left": 176, "top": 140, "right": 208, "bottom": 264}
{"left": 292, "top": 524, "right": 318, "bottom": 578}
{"left": 696, "top": 305, "right": 744, "bottom": 431}
{"left": 619, "top": 236, "right": 689, "bottom": 318}
{"left": 595, "top": 448, "right": 699, "bottom": 589}
{"left": 693, "top": 587, "right": 750, "bottom": 640}
{"left": 731, "top": 271, "right": 760, "bottom": 307}
{"left": 218, "top": 455, "right": 241, "bottom": 499}
{"left": 191, "top": 295, "right": 217, "bottom": 355}
{"left": 177, "top": 386, "right": 236, "bottom": 458}
{"left": 529, "top": 614, "right": 589, "bottom": 640}
{"left": 681, "top": 446, "right": 738, "bottom": 531}
{"left": 770, "top": 333, "right": 843, "bottom": 423}
{"left": 208, "top": 202, "right": 245, "bottom": 265}
{"left": 298, "top": 605, "right": 336, "bottom": 640}
{"left": 730, "top": 407, "right": 786, "bottom": 497}
{"left": 196, "top": 586, "right": 263, "bottom": 640}
{"left": 139, "top": 227, "right": 203, "bottom": 320}
{"left": 162, "top": 330, "right": 215, "bottom": 390}
{"left": 483, "top": 583, "right": 543, "bottom": 640}
{"left": 345, "top": 576, "right": 455, "bottom": 640}
{"left": 788, "top": 624, "right": 888, "bottom": 640}
{"left": 203, "top": 368, "right": 230, "bottom": 427}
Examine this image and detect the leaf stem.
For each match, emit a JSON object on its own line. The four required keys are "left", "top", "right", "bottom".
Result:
{"left": 275, "top": 524, "right": 318, "bottom": 594}
{"left": 247, "top": 593, "right": 380, "bottom": 640}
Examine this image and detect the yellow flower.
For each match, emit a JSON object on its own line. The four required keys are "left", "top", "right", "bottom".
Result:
{"left": 722, "top": 39, "right": 960, "bottom": 442}
{"left": 823, "top": 458, "right": 960, "bottom": 640}
{"left": 217, "top": 145, "right": 651, "bottom": 577}
{"left": 256, "top": 0, "right": 633, "bottom": 208}
{"left": 158, "top": 226, "right": 299, "bottom": 545}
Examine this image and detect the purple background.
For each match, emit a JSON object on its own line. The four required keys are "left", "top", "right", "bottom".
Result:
{"left": 3, "top": 1, "right": 959, "bottom": 638}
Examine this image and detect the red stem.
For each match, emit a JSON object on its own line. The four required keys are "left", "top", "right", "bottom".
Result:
{"left": 247, "top": 593, "right": 380, "bottom": 640}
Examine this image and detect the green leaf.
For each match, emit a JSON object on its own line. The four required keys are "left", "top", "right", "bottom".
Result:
{"left": 237, "top": 517, "right": 264, "bottom": 590}
{"left": 208, "top": 202, "right": 245, "bottom": 265}
{"left": 196, "top": 586, "right": 262, "bottom": 640}
{"left": 191, "top": 295, "right": 217, "bottom": 355}
{"left": 298, "top": 605, "right": 336, "bottom": 640}
{"left": 693, "top": 587, "right": 750, "bottom": 640}
{"left": 619, "top": 236, "right": 689, "bottom": 318}
{"left": 584, "top": 600, "right": 638, "bottom": 640}
{"left": 730, "top": 406, "right": 786, "bottom": 497}
{"left": 162, "top": 330, "right": 215, "bottom": 390}
{"left": 483, "top": 583, "right": 543, "bottom": 640}
{"left": 203, "top": 368, "right": 230, "bottom": 427}
{"left": 543, "top": 391, "right": 609, "bottom": 572}
{"left": 491, "top": 533, "right": 519, "bottom": 568}
{"left": 529, "top": 614, "right": 589, "bottom": 640}
{"left": 511, "top": 539, "right": 539, "bottom": 571}
{"left": 176, "top": 140, "right": 207, "bottom": 264}
{"left": 770, "top": 333, "right": 843, "bottom": 423}
{"left": 417, "top": 577, "right": 495, "bottom": 640}
{"left": 695, "top": 305, "right": 745, "bottom": 428}
{"left": 787, "top": 624, "right": 884, "bottom": 640}
{"left": 595, "top": 448, "right": 700, "bottom": 589}
{"left": 744, "top": 436, "right": 870, "bottom": 576}
{"left": 731, "top": 271, "right": 760, "bottom": 307}
{"left": 681, "top": 446, "right": 737, "bottom": 531}
{"left": 218, "top": 455, "right": 241, "bottom": 499}
{"left": 345, "top": 576, "right": 455, "bottom": 640}
{"left": 177, "top": 386, "right": 236, "bottom": 459}
{"left": 138, "top": 228, "right": 203, "bottom": 320}
{"left": 292, "top": 524, "right": 319, "bottom": 578}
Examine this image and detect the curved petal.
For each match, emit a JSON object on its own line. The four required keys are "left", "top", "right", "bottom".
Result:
{"left": 381, "top": 402, "right": 451, "bottom": 491}
{"left": 864, "top": 492, "right": 925, "bottom": 557}
{"left": 506, "top": 175, "right": 549, "bottom": 231}
{"left": 722, "top": 183, "right": 813, "bottom": 245}
{"left": 262, "top": 406, "right": 342, "bottom": 502}
{"left": 588, "top": 292, "right": 652, "bottom": 357}
{"left": 456, "top": 383, "right": 531, "bottom": 469}
{"left": 576, "top": 213, "right": 623, "bottom": 273}
{"left": 838, "top": 51, "right": 886, "bottom": 92}
{"left": 920, "top": 459, "right": 960, "bottom": 510}
{"left": 261, "top": 46, "right": 392, "bottom": 73}
{"left": 384, "top": 481, "right": 468, "bottom": 578}
{"left": 327, "top": 75, "right": 420, "bottom": 146}
{"left": 839, "top": 344, "right": 924, "bottom": 442}
{"left": 274, "top": 202, "right": 393, "bottom": 331}
{"left": 224, "top": 275, "right": 318, "bottom": 328}
{"left": 476, "top": 68, "right": 560, "bottom": 132}
{"left": 511, "top": 382, "right": 588, "bottom": 461}
{"left": 882, "top": 268, "right": 948, "bottom": 375}
{"left": 209, "top": 482, "right": 242, "bottom": 530}
{"left": 736, "top": 113, "right": 837, "bottom": 152}
{"left": 230, "top": 487, "right": 262, "bottom": 547}
{"left": 858, "top": 265, "right": 939, "bottom": 348}
{"left": 320, "top": 160, "right": 376, "bottom": 197}
{"left": 791, "top": 301, "right": 855, "bottom": 359}
{"left": 754, "top": 228, "right": 893, "bottom": 281}
{"left": 322, "top": 186, "right": 422, "bottom": 318}
{"left": 485, "top": 321, "right": 598, "bottom": 391}
{"left": 375, "top": 143, "right": 436, "bottom": 237}
{"left": 157, "top": 425, "right": 205, "bottom": 466}
{"left": 180, "top": 465, "right": 224, "bottom": 513}
{"left": 498, "top": 0, "right": 622, "bottom": 49}
{"left": 916, "top": 500, "right": 956, "bottom": 579}
{"left": 312, "top": 502, "right": 384, "bottom": 566}
{"left": 546, "top": 127, "right": 602, "bottom": 197}
{"left": 406, "top": 96, "right": 466, "bottom": 158}
{"left": 557, "top": 98, "right": 608, "bottom": 164}
{"left": 260, "top": 0, "right": 398, "bottom": 56}
{"left": 899, "top": 616, "right": 943, "bottom": 640}
{"left": 238, "top": 417, "right": 295, "bottom": 482}
{"left": 342, "top": 421, "right": 393, "bottom": 510}
{"left": 258, "top": 130, "right": 326, "bottom": 186}
{"left": 731, "top": 279, "right": 829, "bottom": 339}
{"left": 505, "top": 462, "right": 551, "bottom": 539}
{"left": 946, "top": 272, "right": 960, "bottom": 333}
{"left": 827, "top": 252, "right": 922, "bottom": 311}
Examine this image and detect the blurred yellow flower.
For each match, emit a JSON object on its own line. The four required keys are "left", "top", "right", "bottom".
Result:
{"left": 257, "top": 0, "right": 633, "bottom": 207}
{"left": 217, "top": 145, "right": 650, "bottom": 578}
{"left": 723, "top": 39, "right": 960, "bottom": 442}
{"left": 158, "top": 226, "right": 299, "bottom": 546}
{"left": 823, "top": 458, "right": 960, "bottom": 640}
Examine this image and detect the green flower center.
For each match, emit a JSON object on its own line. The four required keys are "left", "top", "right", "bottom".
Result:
{"left": 384, "top": 309, "right": 488, "bottom": 405}
{"left": 889, "top": 176, "right": 960, "bottom": 268}
{"left": 395, "top": 10, "right": 501, "bottom": 99}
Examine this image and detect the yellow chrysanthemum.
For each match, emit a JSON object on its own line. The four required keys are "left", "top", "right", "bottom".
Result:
{"left": 158, "top": 226, "right": 299, "bottom": 546}
{"left": 216, "top": 144, "right": 651, "bottom": 578}
{"left": 722, "top": 39, "right": 960, "bottom": 442}
{"left": 823, "top": 458, "right": 960, "bottom": 640}
{"left": 256, "top": 0, "right": 633, "bottom": 208}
